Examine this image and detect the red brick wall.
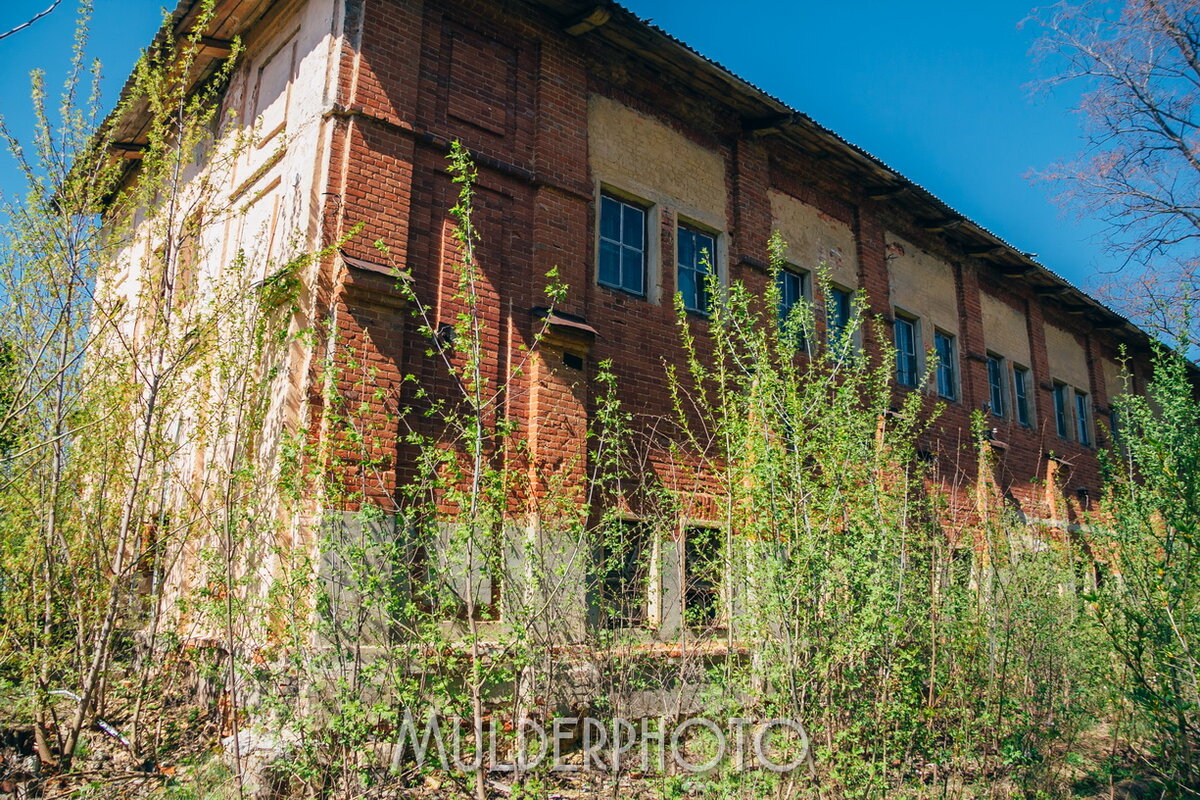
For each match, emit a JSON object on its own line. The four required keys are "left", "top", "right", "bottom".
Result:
{"left": 311, "top": 0, "right": 1151, "bottom": 531}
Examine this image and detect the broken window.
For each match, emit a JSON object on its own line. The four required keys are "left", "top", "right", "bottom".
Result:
{"left": 596, "top": 519, "right": 651, "bottom": 628}
{"left": 683, "top": 526, "right": 721, "bottom": 629}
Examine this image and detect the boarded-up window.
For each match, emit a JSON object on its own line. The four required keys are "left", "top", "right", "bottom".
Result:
{"left": 447, "top": 26, "right": 514, "bottom": 136}
{"left": 252, "top": 36, "right": 296, "bottom": 147}
{"left": 174, "top": 208, "right": 204, "bottom": 309}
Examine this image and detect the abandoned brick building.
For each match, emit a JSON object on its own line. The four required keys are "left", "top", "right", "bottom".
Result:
{"left": 106, "top": 0, "right": 1159, "bottom": 635}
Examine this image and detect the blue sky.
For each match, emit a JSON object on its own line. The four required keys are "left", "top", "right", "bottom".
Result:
{"left": 0, "top": 0, "right": 1105, "bottom": 288}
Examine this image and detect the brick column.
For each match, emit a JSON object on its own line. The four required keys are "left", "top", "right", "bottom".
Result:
{"left": 730, "top": 137, "right": 772, "bottom": 274}
{"left": 853, "top": 204, "right": 892, "bottom": 361}
{"left": 522, "top": 322, "right": 594, "bottom": 638}
{"left": 955, "top": 261, "right": 988, "bottom": 526}
{"left": 531, "top": 29, "right": 591, "bottom": 316}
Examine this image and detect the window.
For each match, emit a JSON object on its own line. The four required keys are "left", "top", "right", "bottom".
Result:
{"left": 777, "top": 269, "right": 809, "bottom": 349}
{"left": 597, "top": 520, "right": 650, "bottom": 628}
{"left": 174, "top": 208, "right": 204, "bottom": 310}
{"left": 683, "top": 526, "right": 721, "bottom": 629}
{"left": 1013, "top": 365, "right": 1031, "bottom": 426}
{"left": 1053, "top": 382, "right": 1070, "bottom": 438}
{"left": 777, "top": 269, "right": 807, "bottom": 320}
{"left": 827, "top": 286, "right": 853, "bottom": 349}
{"left": 1075, "top": 391, "right": 1092, "bottom": 446}
{"left": 677, "top": 224, "right": 716, "bottom": 314}
{"left": 934, "top": 331, "right": 957, "bottom": 400}
{"left": 598, "top": 193, "right": 646, "bottom": 296}
{"left": 987, "top": 354, "right": 1006, "bottom": 418}
{"left": 894, "top": 315, "right": 919, "bottom": 388}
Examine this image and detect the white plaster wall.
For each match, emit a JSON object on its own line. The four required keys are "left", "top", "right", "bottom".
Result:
{"left": 220, "top": 0, "right": 340, "bottom": 283}
{"left": 99, "top": 0, "right": 346, "bottom": 621}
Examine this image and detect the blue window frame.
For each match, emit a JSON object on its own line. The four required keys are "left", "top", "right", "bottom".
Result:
{"left": 777, "top": 269, "right": 806, "bottom": 321}
{"left": 598, "top": 194, "right": 646, "bottom": 296}
{"left": 1013, "top": 365, "right": 1031, "bottom": 426}
{"left": 777, "top": 269, "right": 808, "bottom": 346}
{"left": 1054, "top": 382, "right": 1070, "bottom": 438}
{"left": 987, "top": 354, "right": 1006, "bottom": 417}
{"left": 1075, "top": 391, "right": 1091, "bottom": 446}
{"left": 934, "top": 331, "right": 956, "bottom": 400}
{"left": 827, "top": 286, "right": 852, "bottom": 349}
{"left": 895, "top": 316, "right": 919, "bottom": 387}
{"left": 677, "top": 225, "right": 716, "bottom": 314}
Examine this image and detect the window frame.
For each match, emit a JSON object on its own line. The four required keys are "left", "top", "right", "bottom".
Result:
{"left": 1053, "top": 382, "right": 1070, "bottom": 439}
{"left": 1012, "top": 364, "right": 1032, "bottom": 427}
{"left": 934, "top": 330, "right": 957, "bottom": 401}
{"left": 682, "top": 525, "right": 722, "bottom": 630}
{"left": 597, "top": 191, "right": 649, "bottom": 297}
{"left": 826, "top": 285, "right": 854, "bottom": 351}
{"left": 986, "top": 353, "right": 1007, "bottom": 418}
{"left": 776, "top": 266, "right": 810, "bottom": 350}
{"left": 596, "top": 518, "right": 652, "bottom": 629}
{"left": 894, "top": 313, "right": 920, "bottom": 388}
{"left": 1109, "top": 406, "right": 1124, "bottom": 452}
{"left": 676, "top": 222, "right": 719, "bottom": 316}
{"left": 1075, "top": 390, "right": 1092, "bottom": 447}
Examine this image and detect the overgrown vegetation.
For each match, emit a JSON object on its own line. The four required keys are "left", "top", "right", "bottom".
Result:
{"left": 0, "top": 4, "right": 1198, "bottom": 800}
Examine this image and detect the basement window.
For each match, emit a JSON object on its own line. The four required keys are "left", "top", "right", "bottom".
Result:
{"left": 596, "top": 519, "right": 650, "bottom": 628}
{"left": 683, "top": 526, "right": 721, "bottom": 630}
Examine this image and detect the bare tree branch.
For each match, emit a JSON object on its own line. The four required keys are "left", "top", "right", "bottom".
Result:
{"left": 1031, "top": 0, "right": 1200, "bottom": 349}
{"left": 0, "top": 0, "right": 63, "bottom": 43}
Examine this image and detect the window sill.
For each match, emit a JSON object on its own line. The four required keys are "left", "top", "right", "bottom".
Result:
{"left": 598, "top": 281, "right": 648, "bottom": 301}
